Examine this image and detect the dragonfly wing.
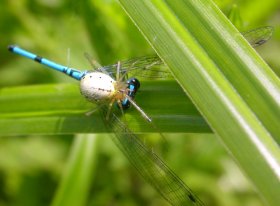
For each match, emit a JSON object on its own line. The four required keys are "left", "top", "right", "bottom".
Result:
{"left": 101, "top": 106, "right": 204, "bottom": 206}
{"left": 92, "top": 26, "right": 274, "bottom": 80}
{"left": 100, "top": 55, "right": 172, "bottom": 79}
{"left": 242, "top": 26, "right": 274, "bottom": 48}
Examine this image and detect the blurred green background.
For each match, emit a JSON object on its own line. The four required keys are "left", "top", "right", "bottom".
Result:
{"left": 0, "top": 0, "right": 279, "bottom": 205}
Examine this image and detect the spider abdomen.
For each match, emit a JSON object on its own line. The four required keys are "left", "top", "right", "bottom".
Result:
{"left": 80, "top": 72, "right": 116, "bottom": 102}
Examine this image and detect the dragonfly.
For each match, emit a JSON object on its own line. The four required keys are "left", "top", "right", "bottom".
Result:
{"left": 8, "top": 26, "right": 273, "bottom": 206}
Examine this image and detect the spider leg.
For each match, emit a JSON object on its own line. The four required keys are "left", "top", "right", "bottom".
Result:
{"left": 125, "top": 94, "right": 152, "bottom": 122}
{"left": 106, "top": 98, "right": 116, "bottom": 120}
{"left": 116, "top": 61, "right": 121, "bottom": 81}
{"left": 84, "top": 52, "right": 102, "bottom": 70}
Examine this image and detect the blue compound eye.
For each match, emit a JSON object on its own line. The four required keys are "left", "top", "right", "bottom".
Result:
{"left": 121, "top": 78, "right": 141, "bottom": 109}
{"left": 129, "top": 78, "right": 140, "bottom": 91}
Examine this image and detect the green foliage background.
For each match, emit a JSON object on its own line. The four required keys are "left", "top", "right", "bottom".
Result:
{"left": 0, "top": 0, "right": 279, "bottom": 206}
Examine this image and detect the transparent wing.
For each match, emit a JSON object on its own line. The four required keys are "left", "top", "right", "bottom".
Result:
{"left": 98, "top": 55, "right": 172, "bottom": 79}
{"left": 242, "top": 26, "right": 274, "bottom": 48}
{"left": 101, "top": 105, "right": 204, "bottom": 206}
{"left": 92, "top": 27, "right": 273, "bottom": 79}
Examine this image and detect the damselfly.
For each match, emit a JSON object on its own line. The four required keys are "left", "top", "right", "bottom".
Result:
{"left": 8, "top": 45, "right": 205, "bottom": 206}
{"left": 8, "top": 26, "right": 273, "bottom": 206}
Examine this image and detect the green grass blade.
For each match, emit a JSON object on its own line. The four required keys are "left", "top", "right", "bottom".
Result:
{"left": 118, "top": 0, "right": 280, "bottom": 205}
{"left": 51, "top": 134, "right": 99, "bottom": 206}
{"left": 0, "top": 82, "right": 210, "bottom": 135}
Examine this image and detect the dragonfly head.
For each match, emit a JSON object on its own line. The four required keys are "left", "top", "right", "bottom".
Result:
{"left": 121, "top": 78, "right": 141, "bottom": 109}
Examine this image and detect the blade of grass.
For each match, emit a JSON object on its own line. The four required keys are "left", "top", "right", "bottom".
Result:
{"left": 165, "top": 1, "right": 280, "bottom": 143}
{"left": 0, "top": 82, "right": 210, "bottom": 135}
{"left": 51, "top": 134, "right": 99, "bottom": 206}
{"left": 118, "top": 0, "right": 280, "bottom": 205}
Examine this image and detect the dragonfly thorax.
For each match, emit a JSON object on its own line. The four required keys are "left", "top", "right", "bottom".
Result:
{"left": 80, "top": 71, "right": 116, "bottom": 102}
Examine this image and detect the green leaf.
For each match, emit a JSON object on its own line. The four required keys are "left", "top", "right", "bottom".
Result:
{"left": 228, "top": 4, "right": 243, "bottom": 30}
{"left": 51, "top": 134, "right": 99, "bottom": 206}
{"left": 0, "top": 82, "right": 210, "bottom": 135}
{"left": 118, "top": 0, "right": 280, "bottom": 205}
